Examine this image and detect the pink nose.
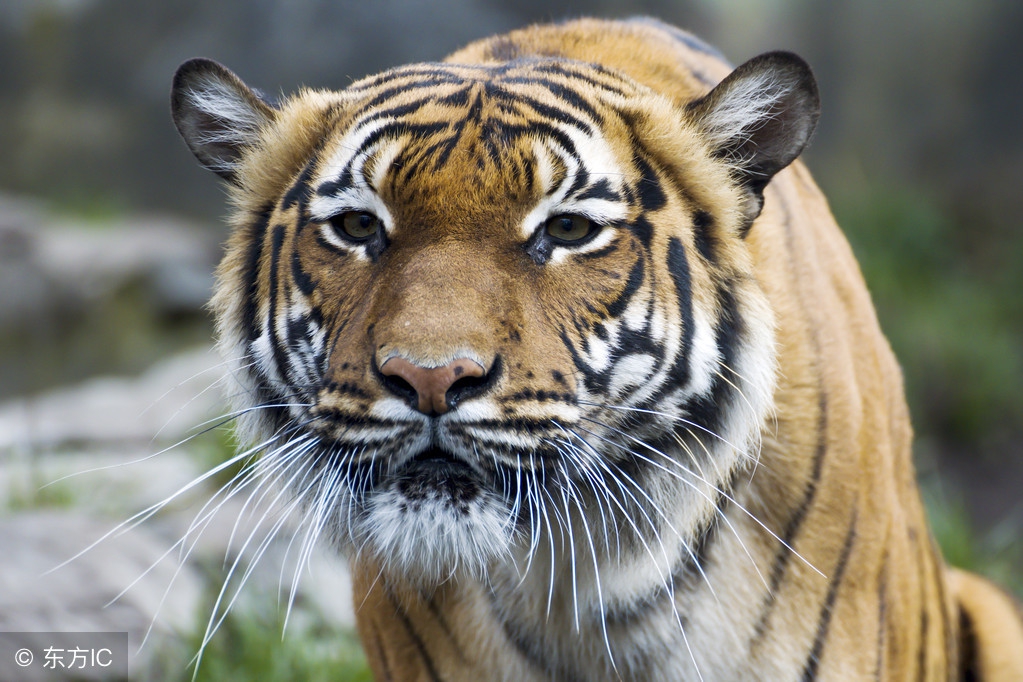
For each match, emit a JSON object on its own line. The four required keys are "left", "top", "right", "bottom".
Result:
{"left": 379, "top": 357, "right": 486, "bottom": 415}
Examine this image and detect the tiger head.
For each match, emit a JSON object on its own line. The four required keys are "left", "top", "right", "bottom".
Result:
{"left": 172, "top": 50, "right": 818, "bottom": 587}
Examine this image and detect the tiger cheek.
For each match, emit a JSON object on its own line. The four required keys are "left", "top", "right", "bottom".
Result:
{"left": 294, "top": 233, "right": 374, "bottom": 365}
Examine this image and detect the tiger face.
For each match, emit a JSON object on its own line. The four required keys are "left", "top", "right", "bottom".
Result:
{"left": 172, "top": 50, "right": 817, "bottom": 588}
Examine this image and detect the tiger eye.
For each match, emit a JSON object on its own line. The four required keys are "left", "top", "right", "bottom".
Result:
{"left": 333, "top": 211, "right": 382, "bottom": 241}
{"left": 545, "top": 214, "right": 597, "bottom": 244}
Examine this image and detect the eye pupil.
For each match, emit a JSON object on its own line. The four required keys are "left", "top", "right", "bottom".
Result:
{"left": 331, "top": 211, "right": 381, "bottom": 241}
{"left": 545, "top": 214, "right": 596, "bottom": 244}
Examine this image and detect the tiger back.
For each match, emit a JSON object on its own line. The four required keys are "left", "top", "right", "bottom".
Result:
{"left": 171, "top": 17, "right": 1023, "bottom": 681}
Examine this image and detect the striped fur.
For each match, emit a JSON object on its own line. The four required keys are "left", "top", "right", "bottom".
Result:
{"left": 172, "top": 17, "right": 1023, "bottom": 681}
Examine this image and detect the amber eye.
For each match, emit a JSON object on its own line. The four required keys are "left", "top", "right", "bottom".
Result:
{"left": 330, "top": 211, "right": 382, "bottom": 241}
{"left": 544, "top": 214, "right": 598, "bottom": 244}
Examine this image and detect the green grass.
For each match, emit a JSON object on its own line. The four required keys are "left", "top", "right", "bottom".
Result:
{"left": 158, "top": 586, "right": 373, "bottom": 682}
{"left": 0, "top": 449, "right": 79, "bottom": 513}
{"left": 923, "top": 480, "right": 1023, "bottom": 597}
{"left": 3, "top": 471, "right": 78, "bottom": 512}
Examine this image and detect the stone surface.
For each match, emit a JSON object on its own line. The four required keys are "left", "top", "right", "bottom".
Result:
{"left": 0, "top": 345, "right": 225, "bottom": 452}
{"left": 0, "top": 346, "right": 356, "bottom": 679}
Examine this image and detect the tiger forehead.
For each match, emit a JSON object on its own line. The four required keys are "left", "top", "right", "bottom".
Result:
{"left": 344, "top": 59, "right": 639, "bottom": 105}
{"left": 315, "top": 61, "right": 637, "bottom": 187}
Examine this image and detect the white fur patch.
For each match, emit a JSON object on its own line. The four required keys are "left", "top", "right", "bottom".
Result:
{"left": 698, "top": 69, "right": 792, "bottom": 168}
{"left": 360, "top": 485, "right": 512, "bottom": 583}
{"left": 608, "top": 353, "right": 657, "bottom": 397}
{"left": 187, "top": 76, "right": 265, "bottom": 146}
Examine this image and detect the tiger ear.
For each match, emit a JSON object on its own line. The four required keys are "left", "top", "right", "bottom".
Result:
{"left": 171, "top": 58, "right": 277, "bottom": 183}
{"left": 687, "top": 51, "right": 820, "bottom": 230}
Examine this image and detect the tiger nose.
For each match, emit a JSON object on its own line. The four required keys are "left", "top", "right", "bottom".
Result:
{"left": 379, "top": 357, "right": 487, "bottom": 415}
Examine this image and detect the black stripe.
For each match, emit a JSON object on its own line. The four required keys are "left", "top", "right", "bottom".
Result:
{"left": 367, "top": 625, "right": 393, "bottom": 682}
{"left": 633, "top": 154, "right": 667, "bottom": 212}
{"left": 917, "top": 605, "right": 929, "bottom": 682}
{"left": 799, "top": 512, "right": 858, "bottom": 681}
{"left": 929, "top": 537, "right": 955, "bottom": 678}
{"left": 677, "top": 281, "right": 742, "bottom": 438}
{"left": 285, "top": 314, "right": 320, "bottom": 391}
{"left": 575, "top": 178, "right": 619, "bottom": 202}
{"left": 337, "top": 119, "right": 450, "bottom": 189}
{"left": 875, "top": 560, "right": 888, "bottom": 680}
{"left": 359, "top": 93, "right": 437, "bottom": 127}
{"left": 425, "top": 595, "right": 468, "bottom": 664}
{"left": 628, "top": 214, "right": 654, "bottom": 248}
{"left": 239, "top": 204, "right": 272, "bottom": 343}
{"left": 387, "top": 592, "right": 443, "bottom": 682}
{"left": 614, "top": 325, "right": 662, "bottom": 360}
{"left": 291, "top": 247, "right": 315, "bottom": 296}
{"left": 909, "top": 528, "right": 929, "bottom": 682}
{"left": 321, "top": 379, "right": 371, "bottom": 400}
{"left": 494, "top": 80, "right": 600, "bottom": 130}
{"left": 666, "top": 237, "right": 694, "bottom": 389}
{"left": 368, "top": 120, "right": 450, "bottom": 155}
{"left": 692, "top": 210, "right": 717, "bottom": 263}
{"left": 604, "top": 256, "right": 644, "bottom": 318}
{"left": 479, "top": 123, "right": 506, "bottom": 169}
{"left": 363, "top": 75, "right": 464, "bottom": 109}
{"left": 347, "top": 64, "right": 464, "bottom": 92}
{"left": 958, "top": 604, "right": 980, "bottom": 682}
{"left": 576, "top": 241, "right": 619, "bottom": 261}
{"left": 281, "top": 156, "right": 316, "bottom": 212}
{"left": 436, "top": 86, "right": 471, "bottom": 107}
{"left": 315, "top": 166, "right": 353, "bottom": 197}
{"left": 565, "top": 164, "right": 590, "bottom": 198}
{"left": 534, "top": 79, "right": 604, "bottom": 126}
{"left": 266, "top": 224, "right": 293, "bottom": 384}
{"left": 751, "top": 387, "right": 828, "bottom": 641}
{"left": 426, "top": 129, "right": 461, "bottom": 171}
{"left": 523, "top": 120, "right": 580, "bottom": 159}
{"left": 560, "top": 327, "right": 607, "bottom": 394}
{"left": 523, "top": 58, "right": 632, "bottom": 96}
{"left": 750, "top": 185, "right": 828, "bottom": 644}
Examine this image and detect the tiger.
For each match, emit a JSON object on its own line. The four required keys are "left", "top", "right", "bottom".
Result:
{"left": 170, "top": 16, "right": 1023, "bottom": 682}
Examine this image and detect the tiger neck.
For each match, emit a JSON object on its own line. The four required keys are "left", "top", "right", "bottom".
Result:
{"left": 351, "top": 441, "right": 767, "bottom": 682}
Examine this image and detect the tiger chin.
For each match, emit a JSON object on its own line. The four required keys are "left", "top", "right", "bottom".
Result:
{"left": 171, "top": 17, "right": 1023, "bottom": 682}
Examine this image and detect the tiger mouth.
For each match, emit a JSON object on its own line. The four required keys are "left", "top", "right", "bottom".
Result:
{"left": 391, "top": 447, "right": 484, "bottom": 505}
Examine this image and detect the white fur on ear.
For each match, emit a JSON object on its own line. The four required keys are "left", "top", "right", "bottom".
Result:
{"left": 171, "top": 59, "right": 276, "bottom": 182}
{"left": 699, "top": 70, "right": 789, "bottom": 155}
{"left": 687, "top": 51, "right": 820, "bottom": 230}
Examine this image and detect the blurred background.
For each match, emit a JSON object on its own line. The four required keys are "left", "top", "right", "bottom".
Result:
{"left": 0, "top": 0, "right": 1020, "bottom": 679}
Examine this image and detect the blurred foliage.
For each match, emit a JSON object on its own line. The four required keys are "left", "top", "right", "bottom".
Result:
{"left": 2, "top": 463, "right": 78, "bottom": 512}
{"left": 157, "top": 582, "right": 372, "bottom": 682}
{"left": 832, "top": 183, "right": 1023, "bottom": 449}
{"left": 0, "top": 274, "right": 214, "bottom": 399}
{"left": 923, "top": 478, "right": 1023, "bottom": 596}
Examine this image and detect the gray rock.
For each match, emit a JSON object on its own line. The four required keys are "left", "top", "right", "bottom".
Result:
{"left": 0, "top": 511, "right": 203, "bottom": 679}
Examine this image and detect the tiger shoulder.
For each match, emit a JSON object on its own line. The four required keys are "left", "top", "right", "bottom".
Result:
{"left": 171, "top": 16, "right": 1023, "bottom": 681}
